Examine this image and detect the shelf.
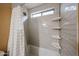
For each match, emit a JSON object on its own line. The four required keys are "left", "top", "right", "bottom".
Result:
{"left": 51, "top": 42, "right": 61, "bottom": 49}
{"left": 0, "top": 51, "right": 5, "bottom": 56}
{"left": 52, "top": 35, "right": 61, "bottom": 40}
{"left": 52, "top": 17, "right": 62, "bottom": 21}
{"left": 52, "top": 27, "right": 61, "bottom": 30}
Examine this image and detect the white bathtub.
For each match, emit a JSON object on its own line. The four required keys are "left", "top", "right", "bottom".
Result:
{"left": 28, "top": 45, "right": 60, "bottom": 56}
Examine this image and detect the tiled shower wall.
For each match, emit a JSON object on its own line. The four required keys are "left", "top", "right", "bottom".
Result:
{"left": 28, "top": 3, "right": 60, "bottom": 56}
{"left": 60, "top": 3, "right": 77, "bottom": 56}
{"left": 27, "top": 3, "right": 78, "bottom": 56}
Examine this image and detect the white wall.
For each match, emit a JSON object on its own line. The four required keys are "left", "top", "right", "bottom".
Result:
{"left": 28, "top": 3, "right": 60, "bottom": 56}
{"left": 29, "top": 3, "right": 77, "bottom": 56}
{"left": 25, "top": 3, "right": 78, "bottom": 56}
{"left": 61, "top": 3, "right": 77, "bottom": 56}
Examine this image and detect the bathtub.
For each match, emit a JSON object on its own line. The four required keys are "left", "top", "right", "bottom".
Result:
{"left": 28, "top": 45, "right": 60, "bottom": 56}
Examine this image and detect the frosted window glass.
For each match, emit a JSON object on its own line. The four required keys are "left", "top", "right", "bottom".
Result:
{"left": 65, "top": 6, "right": 76, "bottom": 11}
{"left": 42, "top": 10, "right": 54, "bottom": 16}
{"left": 31, "top": 13, "right": 41, "bottom": 18}
{"left": 31, "top": 9, "right": 54, "bottom": 18}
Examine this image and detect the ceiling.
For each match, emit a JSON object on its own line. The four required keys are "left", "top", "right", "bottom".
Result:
{"left": 24, "top": 3, "right": 43, "bottom": 9}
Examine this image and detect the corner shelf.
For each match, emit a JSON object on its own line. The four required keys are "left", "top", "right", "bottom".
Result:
{"left": 52, "top": 17, "right": 62, "bottom": 21}
{"left": 0, "top": 51, "right": 5, "bottom": 56}
{"left": 52, "top": 27, "right": 61, "bottom": 30}
{"left": 52, "top": 35, "right": 61, "bottom": 40}
{"left": 51, "top": 16, "right": 62, "bottom": 55}
{"left": 51, "top": 42, "right": 61, "bottom": 49}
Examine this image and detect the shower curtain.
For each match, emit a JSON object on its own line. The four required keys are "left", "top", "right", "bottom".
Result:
{"left": 8, "top": 5, "right": 25, "bottom": 56}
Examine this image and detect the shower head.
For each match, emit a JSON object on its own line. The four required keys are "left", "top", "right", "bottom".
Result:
{"left": 23, "top": 12, "right": 26, "bottom": 16}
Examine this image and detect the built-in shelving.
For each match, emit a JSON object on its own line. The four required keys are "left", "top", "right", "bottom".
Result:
{"left": 52, "top": 35, "right": 61, "bottom": 40}
{"left": 0, "top": 51, "right": 5, "bottom": 56}
{"left": 52, "top": 27, "right": 61, "bottom": 30}
{"left": 52, "top": 17, "right": 62, "bottom": 21}
{"left": 51, "top": 42, "right": 61, "bottom": 49}
{"left": 51, "top": 16, "right": 62, "bottom": 55}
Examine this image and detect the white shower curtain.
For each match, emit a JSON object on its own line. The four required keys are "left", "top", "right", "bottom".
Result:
{"left": 8, "top": 5, "right": 25, "bottom": 56}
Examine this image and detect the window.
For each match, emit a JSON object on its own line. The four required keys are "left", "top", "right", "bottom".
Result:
{"left": 65, "top": 6, "right": 76, "bottom": 11}
{"left": 31, "top": 13, "right": 41, "bottom": 18}
{"left": 31, "top": 8, "right": 55, "bottom": 18}
{"left": 42, "top": 9, "right": 54, "bottom": 16}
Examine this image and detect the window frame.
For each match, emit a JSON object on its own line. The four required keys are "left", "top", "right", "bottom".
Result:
{"left": 31, "top": 8, "right": 55, "bottom": 18}
{"left": 41, "top": 9, "right": 55, "bottom": 16}
{"left": 31, "top": 12, "right": 42, "bottom": 18}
